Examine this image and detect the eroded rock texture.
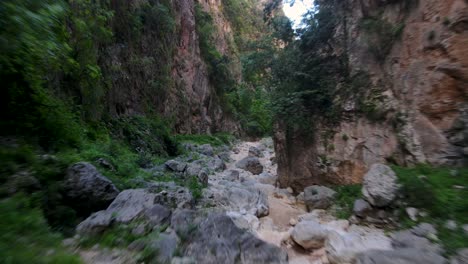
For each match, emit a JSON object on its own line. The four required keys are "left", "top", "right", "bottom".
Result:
{"left": 275, "top": 0, "right": 468, "bottom": 190}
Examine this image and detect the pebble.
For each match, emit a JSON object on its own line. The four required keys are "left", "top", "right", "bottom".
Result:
{"left": 289, "top": 218, "right": 298, "bottom": 226}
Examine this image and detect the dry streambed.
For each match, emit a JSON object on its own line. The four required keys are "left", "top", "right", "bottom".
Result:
{"left": 70, "top": 139, "right": 449, "bottom": 264}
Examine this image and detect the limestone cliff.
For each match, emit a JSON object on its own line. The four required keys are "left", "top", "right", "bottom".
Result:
{"left": 101, "top": 0, "right": 270, "bottom": 135}
{"left": 275, "top": 0, "right": 468, "bottom": 191}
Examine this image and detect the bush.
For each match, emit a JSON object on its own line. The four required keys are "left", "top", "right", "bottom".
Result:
{"left": 332, "top": 184, "right": 362, "bottom": 219}
{"left": 360, "top": 17, "right": 405, "bottom": 62}
{"left": 0, "top": 194, "right": 81, "bottom": 264}
{"left": 393, "top": 164, "right": 468, "bottom": 255}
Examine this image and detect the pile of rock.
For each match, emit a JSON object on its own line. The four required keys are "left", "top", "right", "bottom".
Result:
{"left": 74, "top": 186, "right": 286, "bottom": 263}
{"left": 352, "top": 164, "right": 399, "bottom": 225}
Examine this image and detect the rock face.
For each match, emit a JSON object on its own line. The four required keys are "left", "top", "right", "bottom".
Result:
{"left": 303, "top": 185, "right": 337, "bottom": 210}
{"left": 274, "top": 0, "right": 468, "bottom": 189}
{"left": 184, "top": 213, "right": 288, "bottom": 264}
{"left": 101, "top": 0, "right": 242, "bottom": 134}
{"left": 236, "top": 156, "right": 264, "bottom": 175}
{"left": 63, "top": 162, "right": 119, "bottom": 214}
{"left": 362, "top": 164, "right": 398, "bottom": 207}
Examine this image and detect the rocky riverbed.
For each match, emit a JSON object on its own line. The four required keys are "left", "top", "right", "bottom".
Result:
{"left": 65, "top": 139, "right": 454, "bottom": 264}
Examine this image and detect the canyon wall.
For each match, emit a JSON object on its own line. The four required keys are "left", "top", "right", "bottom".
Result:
{"left": 275, "top": 0, "right": 468, "bottom": 191}
{"left": 100, "top": 0, "right": 263, "bottom": 135}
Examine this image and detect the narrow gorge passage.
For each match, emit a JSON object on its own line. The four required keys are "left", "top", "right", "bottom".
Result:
{"left": 207, "top": 140, "right": 393, "bottom": 264}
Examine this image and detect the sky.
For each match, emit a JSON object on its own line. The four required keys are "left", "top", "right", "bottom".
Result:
{"left": 282, "top": 0, "right": 314, "bottom": 28}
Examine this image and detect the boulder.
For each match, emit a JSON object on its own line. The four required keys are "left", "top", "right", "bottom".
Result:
{"left": 183, "top": 213, "right": 287, "bottom": 264}
{"left": 64, "top": 162, "right": 119, "bottom": 214}
{"left": 410, "top": 223, "right": 437, "bottom": 238}
{"left": 165, "top": 160, "right": 187, "bottom": 172}
{"left": 206, "top": 156, "right": 226, "bottom": 172}
{"left": 144, "top": 204, "right": 171, "bottom": 227}
{"left": 218, "top": 152, "right": 231, "bottom": 162}
{"left": 362, "top": 164, "right": 398, "bottom": 207}
{"left": 224, "top": 170, "right": 240, "bottom": 181}
{"left": 147, "top": 232, "right": 179, "bottom": 263}
{"left": 185, "top": 163, "right": 208, "bottom": 185}
{"left": 76, "top": 189, "right": 157, "bottom": 234}
{"left": 236, "top": 156, "right": 264, "bottom": 175}
{"left": 325, "top": 229, "right": 392, "bottom": 264}
{"left": 391, "top": 230, "right": 443, "bottom": 254}
{"left": 197, "top": 168, "right": 209, "bottom": 185}
{"left": 303, "top": 185, "right": 337, "bottom": 210}
{"left": 450, "top": 248, "right": 468, "bottom": 264}
{"left": 197, "top": 144, "right": 214, "bottom": 156}
{"left": 353, "top": 199, "right": 372, "bottom": 218}
{"left": 170, "top": 209, "right": 199, "bottom": 234}
{"left": 217, "top": 183, "right": 269, "bottom": 217}
{"left": 154, "top": 186, "right": 194, "bottom": 209}
{"left": 185, "top": 163, "right": 202, "bottom": 177}
{"left": 258, "top": 172, "right": 277, "bottom": 185}
{"left": 355, "top": 249, "right": 446, "bottom": 264}
{"left": 248, "top": 146, "right": 263, "bottom": 157}
{"left": 291, "top": 220, "right": 328, "bottom": 250}
{"left": 76, "top": 210, "right": 113, "bottom": 235}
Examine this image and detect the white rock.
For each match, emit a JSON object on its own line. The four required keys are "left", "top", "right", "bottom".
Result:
{"left": 291, "top": 220, "right": 328, "bottom": 250}
{"left": 362, "top": 164, "right": 398, "bottom": 207}
{"left": 406, "top": 207, "right": 418, "bottom": 221}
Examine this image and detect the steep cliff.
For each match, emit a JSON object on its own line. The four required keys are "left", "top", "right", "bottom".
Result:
{"left": 274, "top": 0, "right": 468, "bottom": 190}
{"left": 102, "top": 0, "right": 244, "bottom": 134}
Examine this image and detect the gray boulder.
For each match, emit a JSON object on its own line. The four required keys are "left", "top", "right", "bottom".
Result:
{"left": 303, "top": 185, "right": 337, "bottom": 210}
{"left": 147, "top": 232, "right": 179, "bottom": 263}
{"left": 76, "top": 210, "right": 113, "bottom": 234}
{"left": 64, "top": 162, "right": 119, "bottom": 214}
{"left": 410, "top": 223, "right": 437, "bottom": 238}
{"left": 450, "top": 248, "right": 468, "bottom": 264}
{"left": 362, "top": 164, "right": 398, "bottom": 207}
{"left": 355, "top": 249, "right": 446, "bottom": 264}
{"left": 353, "top": 199, "right": 372, "bottom": 218}
{"left": 184, "top": 213, "right": 287, "bottom": 264}
{"left": 165, "top": 160, "right": 187, "bottom": 172}
{"left": 185, "top": 163, "right": 202, "bottom": 177}
{"left": 197, "top": 144, "right": 214, "bottom": 156}
{"left": 185, "top": 163, "right": 208, "bottom": 185}
{"left": 197, "top": 168, "right": 209, "bottom": 185}
{"left": 248, "top": 146, "right": 263, "bottom": 157}
{"left": 206, "top": 156, "right": 226, "bottom": 172}
{"left": 76, "top": 189, "right": 157, "bottom": 234}
{"left": 291, "top": 220, "right": 328, "bottom": 250}
{"left": 218, "top": 152, "right": 231, "bottom": 162}
{"left": 391, "top": 230, "right": 443, "bottom": 254}
{"left": 218, "top": 183, "right": 269, "bottom": 217}
{"left": 236, "top": 157, "right": 264, "bottom": 175}
{"left": 170, "top": 209, "right": 199, "bottom": 235}
{"left": 144, "top": 204, "right": 171, "bottom": 227}
{"left": 224, "top": 170, "right": 240, "bottom": 182}
{"left": 154, "top": 187, "right": 194, "bottom": 209}
{"left": 258, "top": 172, "right": 277, "bottom": 185}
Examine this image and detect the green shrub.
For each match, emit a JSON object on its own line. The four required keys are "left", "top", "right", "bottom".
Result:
{"left": 332, "top": 184, "right": 362, "bottom": 219}
{"left": 360, "top": 17, "right": 405, "bottom": 62}
{"left": 174, "top": 133, "right": 235, "bottom": 147}
{"left": 0, "top": 194, "right": 81, "bottom": 264}
{"left": 393, "top": 165, "right": 468, "bottom": 255}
